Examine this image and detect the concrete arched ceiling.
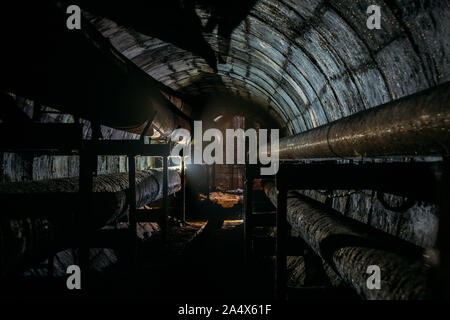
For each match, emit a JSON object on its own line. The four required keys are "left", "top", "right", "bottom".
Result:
{"left": 90, "top": 0, "right": 449, "bottom": 135}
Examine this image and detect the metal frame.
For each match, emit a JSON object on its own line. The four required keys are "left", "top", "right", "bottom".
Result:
{"left": 244, "top": 160, "right": 444, "bottom": 299}
{"left": 0, "top": 123, "right": 182, "bottom": 284}
{"left": 78, "top": 140, "right": 172, "bottom": 277}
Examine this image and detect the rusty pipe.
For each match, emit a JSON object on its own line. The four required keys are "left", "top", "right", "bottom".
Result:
{"left": 272, "top": 82, "right": 450, "bottom": 160}
{"left": 264, "top": 181, "right": 431, "bottom": 300}
{"left": 0, "top": 168, "right": 181, "bottom": 275}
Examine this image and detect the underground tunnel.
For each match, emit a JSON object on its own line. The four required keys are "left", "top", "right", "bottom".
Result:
{"left": 0, "top": 0, "right": 449, "bottom": 306}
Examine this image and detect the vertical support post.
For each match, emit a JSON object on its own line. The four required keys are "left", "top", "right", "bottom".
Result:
{"left": 78, "top": 148, "right": 94, "bottom": 290}
{"left": 162, "top": 155, "right": 169, "bottom": 244}
{"left": 181, "top": 157, "right": 186, "bottom": 223}
{"left": 47, "top": 251, "right": 54, "bottom": 279}
{"left": 22, "top": 153, "right": 34, "bottom": 182}
{"left": 91, "top": 121, "right": 102, "bottom": 177}
{"left": 212, "top": 165, "right": 216, "bottom": 191}
{"left": 324, "top": 190, "right": 333, "bottom": 208}
{"left": 0, "top": 152, "right": 4, "bottom": 183}
{"left": 21, "top": 100, "right": 37, "bottom": 182}
{"left": 275, "top": 166, "right": 288, "bottom": 300}
{"left": 244, "top": 166, "right": 254, "bottom": 264}
{"left": 32, "top": 101, "right": 42, "bottom": 122}
{"left": 206, "top": 165, "right": 210, "bottom": 201}
{"left": 436, "top": 158, "right": 450, "bottom": 299}
{"left": 128, "top": 155, "right": 137, "bottom": 268}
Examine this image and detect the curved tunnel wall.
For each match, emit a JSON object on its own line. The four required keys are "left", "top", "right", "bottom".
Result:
{"left": 0, "top": 2, "right": 448, "bottom": 291}
{"left": 91, "top": 0, "right": 449, "bottom": 135}
{"left": 1, "top": 1, "right": 447, "bottom": 249}
{"left": 88, "top": 0, "right": 449, "bottom": 250}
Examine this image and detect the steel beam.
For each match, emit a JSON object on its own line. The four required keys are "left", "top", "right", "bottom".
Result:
{"left": 0, "top": 123, "right": 82, "bottom": 154}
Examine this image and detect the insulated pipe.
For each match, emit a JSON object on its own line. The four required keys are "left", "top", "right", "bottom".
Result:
{"left": 263, "top": 181, "right": 431, "bottom": 300}
{"left": 271, "top": 82, "right": 450, "bottom": 160}
{"left": 0, "top": 169, "right": 181, "bottom": 275}
{"left": 0, "top": 3, "right": 191, "bottom": 138}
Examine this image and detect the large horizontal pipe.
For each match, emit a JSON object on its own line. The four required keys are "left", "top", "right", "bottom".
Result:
{"left": 273, "top": 82, "right": 450, "bottom": 160}
{"left": 263, "top": 181, "right": 431, "bottom": 300}
{"left": 0, "top": 169, "right": 181, "bottom": 275}
{"left": 0, "top": 3, "right": 190, "bottom": 138}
